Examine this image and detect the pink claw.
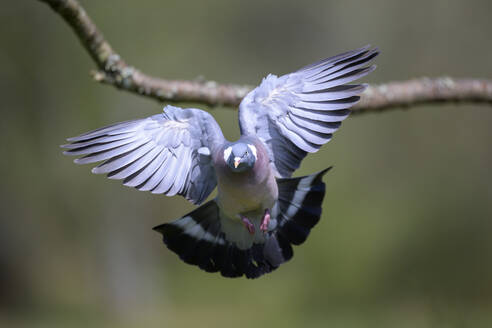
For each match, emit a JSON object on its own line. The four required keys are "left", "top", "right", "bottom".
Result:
{"left": 241, "top": 216, "right": 255, "bottom": 235}
{"left": 260, "top": 209, "right": 271, "bottom": 233}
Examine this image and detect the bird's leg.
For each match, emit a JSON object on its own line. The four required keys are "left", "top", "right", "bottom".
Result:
{"left": 260, "top": 208, "right": 271, "bottom": 233}
{"left": 240, "top": 215, "right": 255, "bottom": 235}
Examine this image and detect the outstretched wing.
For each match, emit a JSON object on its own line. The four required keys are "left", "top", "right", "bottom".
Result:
{"left": 62, "top": 105, "right": 225, "bottom": 205}
{"left": 238, "top": 46, "right": 378, "bottom": 177}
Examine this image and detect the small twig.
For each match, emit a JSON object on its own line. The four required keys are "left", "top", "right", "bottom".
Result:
{"left": 38, "top": 0, "right": 492, "bottom": 111}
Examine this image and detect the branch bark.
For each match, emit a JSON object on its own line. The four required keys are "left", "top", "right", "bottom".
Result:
{"left": 38, "top": 0, "right": 492, "bottom": 112}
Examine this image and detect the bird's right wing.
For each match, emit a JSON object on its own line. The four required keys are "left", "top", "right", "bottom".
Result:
{"left": 238, "top": 46, "right": 378, "bottom": 177}
{"left": 62, "top": 105, "right": 225, "bottom": 205}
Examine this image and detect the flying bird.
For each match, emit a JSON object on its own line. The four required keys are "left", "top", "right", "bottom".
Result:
{"left": 62, "top": 46, "right": 378, "bottom": 278}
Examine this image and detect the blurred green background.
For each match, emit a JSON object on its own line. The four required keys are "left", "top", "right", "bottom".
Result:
{"left": 1, "top": 0, "right": 492, "bottom": 327}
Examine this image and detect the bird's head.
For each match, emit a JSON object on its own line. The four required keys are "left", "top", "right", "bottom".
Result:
{"left": 223, "top": 142, "right": 257, "bottom": 173}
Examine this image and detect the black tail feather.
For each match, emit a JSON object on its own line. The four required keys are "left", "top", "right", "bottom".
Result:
{"left": 274, "top": 167, "right": 330, "bottom": 246}
{"left": 153, "top": 201, "right": 278, "bottom": 279}
{"left": 153, "top": 167, "right": 330, "bottom": 279}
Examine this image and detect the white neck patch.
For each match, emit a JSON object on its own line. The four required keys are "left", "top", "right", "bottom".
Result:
{"left": 247, "top": 144, "right": 257, "bottom": 160}
{"left": 223, "top": 146, "right": 232, "bottom": 162}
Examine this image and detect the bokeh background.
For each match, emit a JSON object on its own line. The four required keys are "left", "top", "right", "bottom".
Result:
{"left": 1, "top": 0, "right": 492, "bottom": 327}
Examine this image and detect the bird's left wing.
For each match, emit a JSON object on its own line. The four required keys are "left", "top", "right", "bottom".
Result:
{"left": 239, "top": 46, "right": 378, "bottom": 177}
{"left": 62, "top": 105, "right": 225, "bottom": 205}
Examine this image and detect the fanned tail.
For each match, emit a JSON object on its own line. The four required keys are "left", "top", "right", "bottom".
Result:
{"left": 153, "top": 200, "right": 281, "bottom": 278}
{"left": 153, "top": 167, "right": 331, "bottom": 279}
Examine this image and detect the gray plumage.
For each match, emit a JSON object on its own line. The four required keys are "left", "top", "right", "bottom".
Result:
{"left": 62, "top": 46, "right": 379, "bottom": 278}
{"left": 63, "top": 106, "right": 224, "bottom": 204}
{"left": 239, "top": 45, "right": 378, "bottom": 177}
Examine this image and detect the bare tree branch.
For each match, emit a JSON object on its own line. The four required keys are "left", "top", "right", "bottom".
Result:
{"left": 38, "top": 0, "right": 492, "bottom": 112}
{"left": 353, "top": 77, "right": 492, "bottom": 113}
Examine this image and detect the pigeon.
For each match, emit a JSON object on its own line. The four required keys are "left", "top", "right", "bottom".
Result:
{"left": 62, "top": 46, "right": 378, "bottom": 279}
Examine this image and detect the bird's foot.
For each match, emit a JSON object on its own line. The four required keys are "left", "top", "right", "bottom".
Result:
{"left": 260, "top": 209, "right": 271, "bottom": 233}
{"left": 240, "top": 215, "right": 255, "bottom": 235}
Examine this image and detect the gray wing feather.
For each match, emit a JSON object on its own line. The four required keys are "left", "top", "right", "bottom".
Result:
{"left": 62, "top": 105, "right": 225, "bottom": 205}
{"left": 239, "top": 46, "right": 378, "bottom": 177}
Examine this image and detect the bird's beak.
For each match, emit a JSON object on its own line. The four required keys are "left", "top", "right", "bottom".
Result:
{"left": 234, "top": 157, "right": 241, "bottom": 168}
